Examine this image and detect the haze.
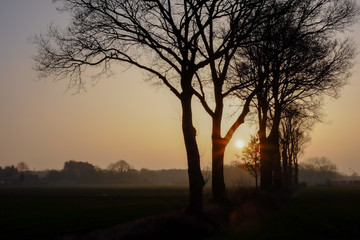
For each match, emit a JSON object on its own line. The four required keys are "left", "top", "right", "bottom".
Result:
{"left": 0, "top": 0, "right": 359, "bottom": 173}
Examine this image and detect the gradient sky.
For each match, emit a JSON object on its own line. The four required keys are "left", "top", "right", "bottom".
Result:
{"left": 0, "top": 0, "right": 359, "bottom": 174}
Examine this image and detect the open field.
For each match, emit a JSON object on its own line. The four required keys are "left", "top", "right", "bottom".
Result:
{"left": 0, "top": 185, "right": 198, "bottom": 239}
{"left": 215, "top": 186, "right": 360, "bottom": 240}
{"left": 2, "top": 185, "right": 360, "bottom": 239}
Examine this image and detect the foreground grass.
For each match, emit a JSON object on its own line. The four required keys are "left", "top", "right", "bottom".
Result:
{"left": 216, "top": 186, "right": 360, "bottom": 240}
{"left": 0, "top": 185, "right": 198, "bottom": 239}
{"left": 2, "top": 185, "right": 360, "bottom": 239}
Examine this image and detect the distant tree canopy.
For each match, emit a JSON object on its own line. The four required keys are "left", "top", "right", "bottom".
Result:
{"left": 107, "top": 160, "right": 132, "bottom": 173}
{"left": 0, "top": 163, "right": 38, "bottom": 185}
{"left": 16, "top": 162, "right": 29, "bottom": 172}
{"left": 0, "top": 165, "right": 18, "bottom": 179}
{"left": 299, "top": 157, "right": 339, "bottom": 185}
{"left": 63, "top": 160, "right": 97, "bottom": 181}
{"left": 301, "top": 157, "right": 337, "bottom": 174}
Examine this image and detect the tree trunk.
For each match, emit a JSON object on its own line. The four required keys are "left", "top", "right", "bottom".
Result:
{"left": 210, "top": 75, "right": 228, "bottom": 202}
{"left": 269, "top": 68, "right": 282, "bottom": 190}
{"left": 259, "top": 128, "right": 273, "bottom": 191}
{"left": 272, "top": 140, "right": 282, "bottom": 189}
{"left": 268, "top": 122, "right": 282, "bottom": 190}
{"left": 294, "top": 158, "right": 299, "bottom": 186}
{"left": 288, "top": 151, "right": 293, "bottom": 187}
{"left": 181, "top": 92, "right": 205, "bottom": 215}
{"left": 257, "top": 93, "right": 273, "bottom": 191}
{"left": 212, "top": 135, "right": 227, "bottom": 202}
{"left": 282, "top": 143, "right": 288, "bottom": 187}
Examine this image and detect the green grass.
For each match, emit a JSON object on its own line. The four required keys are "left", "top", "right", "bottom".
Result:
{"left": 0, "top": 185, "right": 198, "bottom": 240}
{"left": 216, "top": 186, "right": 360, "bottom": 240}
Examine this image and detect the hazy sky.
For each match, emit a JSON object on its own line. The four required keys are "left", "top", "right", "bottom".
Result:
{"left": 0, "top": 0, "right": 359, "bottom": 173}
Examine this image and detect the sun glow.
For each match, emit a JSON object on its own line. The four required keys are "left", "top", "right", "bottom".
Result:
{"left": 235, "top": 140, "right": 245, "bottom": 149}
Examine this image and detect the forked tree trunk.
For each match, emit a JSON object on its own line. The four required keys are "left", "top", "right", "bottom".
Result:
{"left": 211, "top": 79, "right": 227, "bottom": 202}
{"left": 181, "top": 92, "right": 205, "bottom": 215}
{"left": 211, "top": 104, "right": 227, "bottom": 202}
{"left": 211, "top": 86, "right": 255, "bottom": 201}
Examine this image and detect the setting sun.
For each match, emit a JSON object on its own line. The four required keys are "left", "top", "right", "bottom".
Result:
{"left": 235, "top": 140, "right": 245, "bottom": 148}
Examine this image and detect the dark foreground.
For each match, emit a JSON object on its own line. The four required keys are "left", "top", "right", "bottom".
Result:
{"left": 1, "top": 186, "right": 360, "bottom": 239}
{"left": 0, "top": 186, "right": 193, "bottom": 239}
{"left": 215, "top": 186, "right": 360, "bottom": 240}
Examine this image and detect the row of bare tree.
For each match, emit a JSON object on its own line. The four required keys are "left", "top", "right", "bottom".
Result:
{"left": 33, "top": 0, "right": 358, "bottom": 214}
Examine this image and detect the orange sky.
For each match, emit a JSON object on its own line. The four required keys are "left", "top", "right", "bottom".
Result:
{"left": 0, "top": 1, "right": 359, "bottom": 174}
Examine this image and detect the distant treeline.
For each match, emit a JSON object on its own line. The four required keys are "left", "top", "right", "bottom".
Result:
{"left": 0, "top": 158, "right": 358, "bottom": 187}
{"left": 0, "top": 160, "right": 254, "bottom": 187}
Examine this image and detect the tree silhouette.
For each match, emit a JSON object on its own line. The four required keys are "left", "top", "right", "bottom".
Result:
{"left": 238, "top": 135, "right": 261, "bottom": 189}
{"left": 235, "top": 0, "right": 358, "bottom": 190}
{"left": 16, "top": 162, "right": 29, "bottom": 172}
{"left": 280, "top": 105, "right": 315, "bottom": 186}
{"left": 63, "top": 160, "right": 97, "bottom": 182}
{"left": 33, "top": 0, "right": 262, "bottom": 214}
{"left": 107, "top": 160, "right": 131, "bottom": 173}
{"left": 192, "top": 0, "right": 273, "bottom": 202}
{"left": 299, "top": 157, "right": 338, "bottom": 185}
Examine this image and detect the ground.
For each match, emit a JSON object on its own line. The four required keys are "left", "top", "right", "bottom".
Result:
{"left": 1, "top": 185, "right": 360, "bottom": 239}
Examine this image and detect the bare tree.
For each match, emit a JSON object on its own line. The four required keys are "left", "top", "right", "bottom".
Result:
{"left": 191, "top": 0, "right": 273, "bottom": 202}
{"left": 299, "top": 157, "right": 338, "bottom": 185}
{"left": 191, "top": 0, "right": 305, "bottom": 201}
{"left": 107, "top": 160, "right": 131, "bottom": 173}
{"left": 280, "top": 105, "right": 314, "bottom": 187}
{"left": 16, "top": 162, "right": 29, "bottom": 172}
{"left": 235, "top": 0, "right": 358, "bottom": 191}
{"left": 32, "top": 0, "right": 264, "bottom": 213}
{"left": 238, "top": 135, "right": 261, "bottom": 189}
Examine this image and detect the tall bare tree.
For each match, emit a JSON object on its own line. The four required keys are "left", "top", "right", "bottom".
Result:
{"left": 280, "top": 105, "right": 315, "bottom": 187}
{"left": 192, "top": 0, "right": 302, "bottom": 201}
{"left": 32, "top": 0, "right": 272, "bottom": 207}
{"left": 33, "top": 0, "right": 225, "bottom": 214}
{"left": 191, "top": 0, "right": 271, "bottom": 202}
{"left": 235, "top": 0, "right": 358, "bottom": 190}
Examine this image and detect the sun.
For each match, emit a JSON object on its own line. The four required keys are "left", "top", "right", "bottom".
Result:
{"left": 235, "top": 140, "right": 245, "bottom": 148}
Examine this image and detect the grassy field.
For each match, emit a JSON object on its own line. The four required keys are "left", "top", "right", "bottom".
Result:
{"left": 216, "top": 186, "right": 360, "bottom": 240}
{"left": 2, "top": 185, "right": 360, "bottom": 239}
{"left": 0, "top": 185, "right": 196, "bottom": 239}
